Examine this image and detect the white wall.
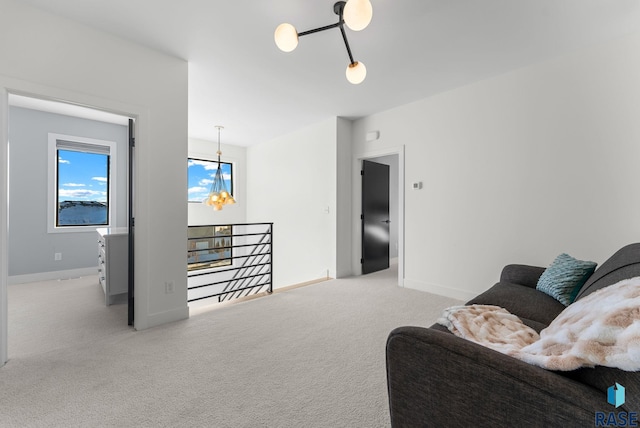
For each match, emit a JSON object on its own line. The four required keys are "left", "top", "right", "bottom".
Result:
{"left": 188, "top": 137, "right": 247, "bottom": 226}
{"left": 246, "top": 118, "right": 339, "bottom": 288}
{"left": 352, "top": 31, "right": 640, "bottom": 301}
{"left": 0, "top": 0, "right": 189, "bottom": 354}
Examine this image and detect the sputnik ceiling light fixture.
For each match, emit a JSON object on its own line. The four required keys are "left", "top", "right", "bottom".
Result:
{"left": 274, "top": 0, "right": 373, "bottom": 84}
{"left": 204, "top": 125, "right": 236, "bottom": 211}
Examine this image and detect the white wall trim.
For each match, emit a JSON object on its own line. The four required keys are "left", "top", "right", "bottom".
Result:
{"left": 353, "top": 145, "right": 405, "bottom": 287}
{"left": 403, "top": 278, "right": 476, "bottom": 302}
{"left": 8, "top": 267, "right": 97, "bottom": 285}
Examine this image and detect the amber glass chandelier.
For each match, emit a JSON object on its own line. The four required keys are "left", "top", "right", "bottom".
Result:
{"left": 204, "top": 125, "right": 235, "bottom": 210}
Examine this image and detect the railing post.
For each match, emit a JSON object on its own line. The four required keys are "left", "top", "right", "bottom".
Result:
{"left": 269, "top": 223, "right": 273, "bottom": 294}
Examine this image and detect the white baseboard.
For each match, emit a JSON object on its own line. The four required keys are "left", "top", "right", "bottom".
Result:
{"left": 273, "top": 277, "right": 331, "bottom": 293}
{"left": 9, "top": 267, "right": 97, "bottom": 285}
{"left": 403, "top": 278, "right": 477, "bottom": 302}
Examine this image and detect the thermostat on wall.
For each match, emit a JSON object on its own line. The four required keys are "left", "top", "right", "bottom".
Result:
{"left": 412, "top": 182, "right": 423, "bottom": 190}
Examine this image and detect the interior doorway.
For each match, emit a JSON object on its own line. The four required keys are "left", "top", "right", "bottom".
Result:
{"left": 361, "top": 159, "right": 391, "bottom": 274}
{"left": 354, "top": 146, "right": 404, "bottom": 286}
{"left": 6, "top": 94, "right": 134, "bottom": 358}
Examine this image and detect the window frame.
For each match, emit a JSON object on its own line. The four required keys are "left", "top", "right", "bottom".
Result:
{"left": 47, "top": 133, "right": 117, "bottom": 234}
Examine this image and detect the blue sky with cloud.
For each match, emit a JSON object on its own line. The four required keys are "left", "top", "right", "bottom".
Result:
{"left": 57, "top": 150, "right": 108, "bottom": 202}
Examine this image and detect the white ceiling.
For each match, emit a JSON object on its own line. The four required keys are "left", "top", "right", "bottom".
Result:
{"left": 19, "top": 0, "right": 640, "bottom": 146}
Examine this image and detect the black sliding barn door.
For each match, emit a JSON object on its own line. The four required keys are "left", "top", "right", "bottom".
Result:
{"left": 361, "top": 160, "right": 390, "bottom": 275}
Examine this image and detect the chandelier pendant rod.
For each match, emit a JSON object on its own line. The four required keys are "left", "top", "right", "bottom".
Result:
{"left": 216, "top": 125, "right": 222, "bottom": 158}
{"left": 297, "top": 21, "right": 341, "bottom": 37}
{"left": 295, "top": 1, "right": 356, "bottom": 65}
{"left": 296, "top": 22, "right": 356, "bottom": 65}
{"left": 338, "top": 22, "right": 355, "bottom": 65}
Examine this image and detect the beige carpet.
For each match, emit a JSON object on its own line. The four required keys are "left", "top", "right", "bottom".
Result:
{"left": 1, "top": 265, "right": 460, "bottom": 427}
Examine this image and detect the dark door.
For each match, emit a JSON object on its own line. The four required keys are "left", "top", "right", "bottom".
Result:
{"left": 361, "top": 160, "right": 390, "bottom": 274}
{"left": 128, "top": 119, "right": 135, "bottom": 326}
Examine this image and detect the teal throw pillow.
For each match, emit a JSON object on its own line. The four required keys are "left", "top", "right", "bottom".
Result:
{"left": 536, "top": 253, "right": 597, "bottom": 306}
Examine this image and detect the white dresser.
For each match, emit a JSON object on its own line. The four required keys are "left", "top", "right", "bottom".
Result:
{"left": 97, "top": 227, "right": 128, "bottom": 306}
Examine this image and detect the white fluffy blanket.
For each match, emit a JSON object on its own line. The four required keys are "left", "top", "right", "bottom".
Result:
{"left": 437, "top": 276, "right": 640, "bottom": 371}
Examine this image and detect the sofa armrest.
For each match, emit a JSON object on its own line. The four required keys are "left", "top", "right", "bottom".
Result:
{"left": 386, "top": 326, "right": 604, "bottom": 427}
{"left": 500, "top": 264, "right": 546, "bottom": 288}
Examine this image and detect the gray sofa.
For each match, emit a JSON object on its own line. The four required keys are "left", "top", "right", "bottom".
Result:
{"left": 386, "top": 243, "right": 640, "bottom": 427}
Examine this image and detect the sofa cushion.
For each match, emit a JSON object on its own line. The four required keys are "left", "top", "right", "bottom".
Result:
{"left": 500, "top": 264, "right": 546, "bottom": 288}
{"left": 535, "top": 253, "right": 596, "bottom": 305}
{"left": 467, "top": 282, "right": 565, "bottom": 326}
{"left": 574, "top": 243, "right": 640, "bottom": 301}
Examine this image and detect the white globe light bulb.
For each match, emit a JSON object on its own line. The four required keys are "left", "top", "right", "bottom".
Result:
{"left": 346, "top": 61, "right": 367, "bottom": 84}
{"left": 343, "top": 0, "right": 373, "bottom": 31}
{"left": 274, "top": 23, "right": 299, "bottom": 52}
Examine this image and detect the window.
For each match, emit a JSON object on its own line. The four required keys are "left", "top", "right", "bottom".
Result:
{"left": 187, "top": 157, "right": 233, "bottom": 203}
{"left": 56, "top": 149, "right": 109, "bottom": 226}
{"left": 187, "top": 225, "right": 232, "bottom": 271}
{"left": 48, "top": 134, "right": 116, "bottom": 233}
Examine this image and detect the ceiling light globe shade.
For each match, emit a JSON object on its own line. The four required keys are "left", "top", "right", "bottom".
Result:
{"left": 343, "top": 0, "right": 373, "bottom": 31}
{"left": 346, "top": 61, "right": 367, "bottom": 84}
{"left": 226, "top": 196, "right": 236, "bottom": 205}
{"left": 274, "top": 23, "right": 299, "bottom": 52}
